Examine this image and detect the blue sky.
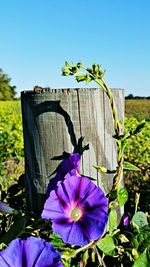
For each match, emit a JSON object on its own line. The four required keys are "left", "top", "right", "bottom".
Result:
{"left": 0, "top": 0, "right": 150, "bottom": 97}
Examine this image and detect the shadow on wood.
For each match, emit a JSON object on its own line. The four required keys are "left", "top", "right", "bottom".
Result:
{"left": 34, "top": 100, "right": 89, "bottom": 156}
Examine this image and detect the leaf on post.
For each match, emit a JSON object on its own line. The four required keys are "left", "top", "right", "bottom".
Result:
{"left": 108, "top": 209, "right": 117, "bottom": 233}
{"left": 93, "top": 165, "right": 116, "bottom": 173}
{"left": 117, "top": 188, "right": 128, "bottom": 206}
{"left": 93, "top": 165, "right": 108, "bottom": 173}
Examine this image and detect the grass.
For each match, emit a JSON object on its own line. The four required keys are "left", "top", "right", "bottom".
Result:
{"left": 125, "top": 99, "right": 150, "bottom": 120}
{"left": 0, "top": 100, "right": 24, "bottom": 189}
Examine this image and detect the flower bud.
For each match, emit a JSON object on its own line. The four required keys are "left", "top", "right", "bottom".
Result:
{"left": 0, "top": 200, "right": 14, "bottom": 214}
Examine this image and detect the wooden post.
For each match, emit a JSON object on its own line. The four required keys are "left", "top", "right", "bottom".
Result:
{"left": 21, "top": 88, "right": 124, "bottom": 213}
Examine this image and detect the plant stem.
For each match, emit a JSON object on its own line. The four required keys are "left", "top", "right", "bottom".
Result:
{"left": 85, "top": 67, "right": 124, "bottom": 192}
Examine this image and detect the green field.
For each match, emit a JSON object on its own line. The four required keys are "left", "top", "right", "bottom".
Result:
{"left": 125, "top": 99, "right": 150, "bottom": 120}
{"left": 0, "top": 100, "right": 24, "bottom": 188}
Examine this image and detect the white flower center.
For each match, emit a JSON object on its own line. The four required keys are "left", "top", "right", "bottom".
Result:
{"left": 70, "top": 207, "right": 82, "bottom": 221}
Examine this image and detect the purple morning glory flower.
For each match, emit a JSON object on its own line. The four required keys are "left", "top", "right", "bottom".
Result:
{"left": 0, "top": 200, "right": 14, "bottom": 214}
{"left": 0, "top": 236, "right": 64, "bottom": 267}
{"left": 123, "top": 215, "right": 129, "bottom": 226}
{"left": 42, "top": 174, "right": 108, "bottom": 246}
{"left": 47, "top": 153, "right": 80, "bottom": 196}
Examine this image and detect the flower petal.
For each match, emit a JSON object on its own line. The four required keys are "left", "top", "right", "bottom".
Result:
{"left": 42, "top": 189, "right": 69, "bottom": 221}
{"left": 47, "top": 153, "right": 80, "bottom": 196}
{"left": 24, "top": 237, "right": 63, "bottom": 267}
{"left": 123, "top": 215, "right": 129, "bottom": 226}
{"left": 85, "top": 205, "right": 108, "bottom": 221}
{"left": 0, "top": 237, "right": 64, "bottom": 267}
{"left": 0, "top": 238, "right": 22, "bottom": 267}
{"left": 57, "top": 153, "right": 80, "bottom": 177}
{"left": 52, "top": 221, "right": 88, "bottom": 246}
{"left": 35, "top": 242, "right": 63, "bottom": 267}
{"left": 81, "top": 215, "right": 107, "bottom": 240}
{"left": 0, "top": 201, "right": 14, "bottom": 214}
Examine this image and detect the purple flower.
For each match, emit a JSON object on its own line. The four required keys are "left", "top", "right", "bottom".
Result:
{"left": 42, "top": 174, "right": 108, "bottom": 246}
{"left": 0, "top": 200, "right": 14, "bottom": 214}
{"left": 47, "top": 153, "right": 80, "bottom": 196}
{"left": 123, "top": 215, "right": 129, "bottom": 226}
{"left": 0, "top": 236, "right": 64, "bottom": 267}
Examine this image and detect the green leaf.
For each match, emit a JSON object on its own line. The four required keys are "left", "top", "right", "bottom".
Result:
{"left": 132, "top": 225, "right": 150, "bottom": 251}
{"left": 50, "top": 232, "right": 65, "bottom": 247}
{"left": 0, "top": 243, "right": 6, "bottom": 250}
{"left": 82, "top": 250, "right": 89, "bottom": 266}
{"left": 61, "top": 259, "right": 70, "bottom": 267}
{"left": 65, "top": 61, "right": 72, "bottom": 70}
{"left": 76, "top": 75, "right": 86, "bottom": 82}
{"left": 93, "top": 165, "right": 116, "bottom": 173}
{"left": 98, "top": 65, "right": 105, "bottom": 77}
{"left": 62, "top": 68, "right": 70, "bottom": 76}
{"left": 97, "top": 235, "right": 116, "bottom": 256}
{"left": 123, "top": 161, "right": 140, "bottom": 171}
{"left": 108, "top": 201, "right": 119, "bottom": 209}
{"left": 109, "top": 189, "right": 118, "bottom": 202}
{"left": 92, "top": 64, "right": 99, "bottom": 76}
{"left": 86, "top": 67, "right": 93, "bottom": 74}
{"left": 109, "top": 209, "right": 117, "bottom": 233}
{"left": 133, "top": 248, "right": 149, "bottom": 267}
{"left": 85, "top": 74, "right": 92, "bottom": 83}
{"left": 91, "top": 249, "right": 96, "bottom": 262}
{"left": 117, "top": 188, "right": 128, "bottom": 206}
{"left": 61, "top": 249, "right": 77, "bottom": 260}
{"left": 132, "top": 212, "right": 148, "bottom": 230}
{"left": 77, "top": 62, "right": 83, "bottom": 68}
{"left": 135, "top": 192, "right": 140, "bottom": 213}
{"left": 119, "top": 234, "right": 129, "bottom": 243}
{"left": 72, "top": 66, "right": 78, "bottom": 73}
{"left": 133, "top": 120, "right": 146, "bottom": 135}
{"left": 118, "top": 138, "right": 127, "bottom": 152}
{"left": 93, "top": 165, "right": 107, "bottom": 173}
{"left": 0, "top": 216, "right": 26, "bottom": 245}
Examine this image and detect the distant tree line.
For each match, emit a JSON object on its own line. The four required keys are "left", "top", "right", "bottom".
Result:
{"left": 1, "top": 68, "right": 149, "bottom": 101}
{"left": 0, "top": 68, "right": 16, "bottom": 100}
{"left": 125, "top": 94, "right": 150, "bottom": 99}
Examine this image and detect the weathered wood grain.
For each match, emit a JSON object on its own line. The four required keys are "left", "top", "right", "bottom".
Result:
{"left": 21, "top": 88, "right": 124, "bottom": 213}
